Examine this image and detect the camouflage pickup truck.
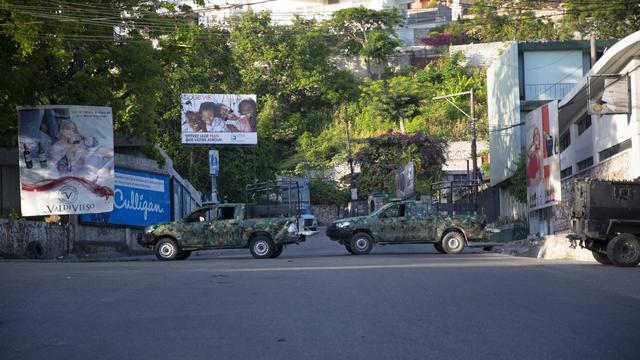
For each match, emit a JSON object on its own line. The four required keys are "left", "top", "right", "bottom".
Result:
{"left": 138, "top": 203, "right": 308, "bottom": 260}
{"left": 326, "top": 200, "right": 491, "bottom": 255}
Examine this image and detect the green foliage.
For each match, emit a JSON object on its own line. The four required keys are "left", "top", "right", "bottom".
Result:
{"left": 354, "top": 131, "right": 446, "bottom": 196}
{"left": 309, "top": 178, "right": 348, "bottom": 205}
{"left": 330, "top": 7, "right": 404, "bottom": 79}
{"left": 560, "top": 0, "right": 640, "bottom": 39}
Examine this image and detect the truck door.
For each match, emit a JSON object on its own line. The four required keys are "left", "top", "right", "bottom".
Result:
{"left": 208, "top": 205, "right": 243, "bottom": 247}
{"left": 377, "top": 203, "right": 411, "bottom": 242}
{"left": 406, "top": 202, "right": 436, "bottom": 241}
{"left": 182, "top": 207, "right": 216, "bottom": 246}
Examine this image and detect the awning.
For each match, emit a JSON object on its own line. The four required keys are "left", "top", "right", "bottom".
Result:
{"left": 558, "top": 31, "right": 640, "bottom": 123}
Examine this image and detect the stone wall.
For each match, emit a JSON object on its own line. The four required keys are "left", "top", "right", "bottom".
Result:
{"left": 554, "top": 150, "right": 630, "bottom": 232}
{"left": 312, "top": 205, "right": 348, "bottom": 226}
{"left": 0, "top": 219, "right": 71, "bottom": 259}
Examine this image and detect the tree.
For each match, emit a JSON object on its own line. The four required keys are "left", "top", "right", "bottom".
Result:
{"left": 354, "top": 131, "right": 446, "bottom": 196}
{"left": 560, "top": 0, "right": 640, "bottom": 39}
{"left": 330, "top": 7, "right": 404, "bottom": 79}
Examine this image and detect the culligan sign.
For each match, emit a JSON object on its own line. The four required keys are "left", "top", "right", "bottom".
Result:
{"left": 80, "top": 169, "right": 170, "bottom": 227}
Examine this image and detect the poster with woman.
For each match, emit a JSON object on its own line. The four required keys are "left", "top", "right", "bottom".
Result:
{"left": 525, "top": 101, "right": 561, "bottom": 211}
{"left": 17, "top": 106, "right": 115, "bottom": 216}
{"left": 181, "top": 93, "right": 258, "bottom": 145}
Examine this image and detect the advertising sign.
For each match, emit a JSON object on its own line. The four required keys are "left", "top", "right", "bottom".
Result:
{"left": 209, "top": 149, "right": 219, "bottom": 175}
{"left": 80, "top": 169, "right": 171, "bottom": 227}
{"left": 588, "top": 75, "right": 630, "bottom": 115}
{"left": 181, "top": 93, "right": 257, "bottom": 145}
{"left": 525, "top": 101, "right": 561, "bottom": 211}
{"left": 18, "top": 106, "right": 114, "bottom": 216}
{"left": 395, "top": 162, "right": 415, "bottom": 198}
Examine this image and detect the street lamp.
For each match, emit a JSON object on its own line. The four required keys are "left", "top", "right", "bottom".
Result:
{"left": 432, "top": 89, "right": 478, "bottom": 197}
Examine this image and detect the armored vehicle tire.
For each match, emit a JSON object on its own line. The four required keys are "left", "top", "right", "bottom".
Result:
{"left": 441, "top": 232, "right": 465, "bottom": 255}
{"left": 155, "top": 238, "right": 179, "bottom": 261}
{"left": 606, "top": 234, "right": 640, "bottom": 267}
{"left": 591, "top": 251, "right": 611, "bottom": 265}
{"left": 250, "top": 235, "right": 275, "bottom": 259}
{"left": 433, "top": 242, "right": 446, "bottom": 254}
{"left": 345, "top": 244, "right": 356, "bottom": 255}
{"left": 271, "top": 245, "right": 284, "bottom": 258}
{"left": 176, "top": 250, "right": 192, "bottom": 261}
{"left": 349, "top": 233, "right": 373, "bottom": 255}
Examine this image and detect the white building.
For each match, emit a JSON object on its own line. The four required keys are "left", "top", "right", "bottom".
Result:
{"left": 553, "top": 31, "right": 640, "bottom": 232}
{"left": 442, "top": 140, "right": 488, "bottom": 183}
{"left": 486, "top": 40, "right": 613, "bottom": 221}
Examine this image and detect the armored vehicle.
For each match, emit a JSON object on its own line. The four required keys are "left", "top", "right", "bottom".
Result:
{"left": 138, "top": 180, "right": 316, "bottom": 260}
{"left": 326, "top": 199, "right": 492, "bottom": 255}
{"left": 569, "top": 178, "right": 640, "bottom": 267}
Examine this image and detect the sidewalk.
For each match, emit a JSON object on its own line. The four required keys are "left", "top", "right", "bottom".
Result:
{"left": 496, "top": 233, "right": 597, "bottom": 263}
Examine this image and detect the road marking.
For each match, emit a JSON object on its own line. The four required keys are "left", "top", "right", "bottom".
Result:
{"left": 213, "top": 261, "right": 534, "bottom": 273}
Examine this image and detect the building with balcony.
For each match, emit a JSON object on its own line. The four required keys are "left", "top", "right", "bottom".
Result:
{"left": 486, "top": 40, "right": 614, "bottom": 220}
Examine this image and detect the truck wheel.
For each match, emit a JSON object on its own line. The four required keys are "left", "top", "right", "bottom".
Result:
{"left": 607, "top": 234, "right": 640, "bottom": 267}
{"left": 433, "top": 242, "right": 446, "bottom": 254}
{"left": 441, "top": 232, "right": 465, "bottom": 255}
{"left": 350, "top": 233, "right": 373, "bottom": 255}
{"left": 270, "top": 245, "right": 284, "bottom": 258}
{"left": 344, "top": 244, "right": 356, "bottom": 255}
{"left": 590, "top": 251, "right": 611, "bottom": 265}
{"left": 176, "top": 250, "right": 192, "bottom": 260}
{"left": 250, "top": 235, "right": 275, "bottom": 259}
{"left": 155, "top": 238, "right": 179, "bottom": 261}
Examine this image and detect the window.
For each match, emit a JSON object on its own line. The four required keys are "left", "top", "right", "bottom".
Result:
{"left": 577, "top": 156, "right": 593, "bottom": 171}
{"left": 217, "top": 206, "right": 235, "bottom": 220}
{"left": 599, "top": 138, "right": 632, "bottom": 162}
{"left": 577, "top": 114, "right": 592, "bottom": 136}
{"left": 560, "top": 166, "right": 573, "bottom": 178}
{"left": 381, "top": 204, "right": 405, "bottom": 218}
{"left": 327, "top": 0, "right": 340, "bottom": 4}
{"left": 559, "top": 131, "right": 571, "bottom": 153}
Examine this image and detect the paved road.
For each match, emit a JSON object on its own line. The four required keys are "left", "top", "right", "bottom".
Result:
{"left": 1, "top": 233, "right": 639, "bottom": 360}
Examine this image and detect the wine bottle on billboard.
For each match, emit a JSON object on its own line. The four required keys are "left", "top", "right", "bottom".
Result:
{"left": 38, "top": 142, "right": 47, "bottom": 168}
{"left": 22, "top": 143, "right": 33, "bottom": 169}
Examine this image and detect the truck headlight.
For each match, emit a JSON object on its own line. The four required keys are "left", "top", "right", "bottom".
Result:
{"left": 336, "top": 221, "right": 351, "bottom": 229}
{"left": 287, "top": 222, "right": 298, "bottom": 233}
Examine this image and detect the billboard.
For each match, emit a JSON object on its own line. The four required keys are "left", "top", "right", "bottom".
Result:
{"left": 181, "top": 93, "right": 257, "bottom": 145}
{"left": 395, "top": 162, "right": 415, "bottom": 198}
{"left": 526, "top": 101, "right": 561, "bottom": 211}
{"left": 588, "top": 75, "right": 630, "bottom": 115}
{"left": 18, "top": 106, "right": 114, "bottom": 216}
{"left": 80, "top": 169, "right": 171, "bottom": 227}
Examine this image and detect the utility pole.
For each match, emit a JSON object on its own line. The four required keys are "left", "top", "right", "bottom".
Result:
{"left": 432, "top": 89, "right": 478, "bottom": 198}
{"left": 343, "top": 105, "right": 357, "bottom": 213}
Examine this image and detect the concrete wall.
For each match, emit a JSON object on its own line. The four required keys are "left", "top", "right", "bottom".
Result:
{"left": 312, "top": 204, "right": 348, "bottom": 226}
{"left": 488, "top": 42, "right": 522, "bottom": 186}
{"left": 554, "top": 150, "right": 631, "bottom": 232}
{"left": 0, "top": 219, "right": 70, "bottom": 259}
{"left": 450, "top": 42, "right": 507, "bottom": 68}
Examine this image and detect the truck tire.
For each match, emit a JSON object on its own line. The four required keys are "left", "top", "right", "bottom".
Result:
{"left": 250, "top": 235, "right": 275, "bottom": 259}
{"left": 441, "top": 231, "right": 465, "bottom": 255}
{"left": 176, "top": 250, "right": 192, "bottom": 260}
{"left": 349, "top": 233, "right": 373, "bottom": 255}
{"left": 606, "top": 233, "right": 640, "bottom": 267}
{"left": 433, "top": 242, "right": 446, "bottom": 254}
{"left": 344, "top": 244, "right": 356, "bottom": 255}
{"left": 270, "top": 245, "right": 284, "bottom": 258}
{"left": 591, "top": 251, "right": 611, "bottom": 265}
{"left": 155, "top": 238, "right": 179, "bottom": 261}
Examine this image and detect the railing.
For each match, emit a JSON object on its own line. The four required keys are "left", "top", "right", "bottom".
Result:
{"left": 524, "top": 83, "right": 576, "bottom": 101}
